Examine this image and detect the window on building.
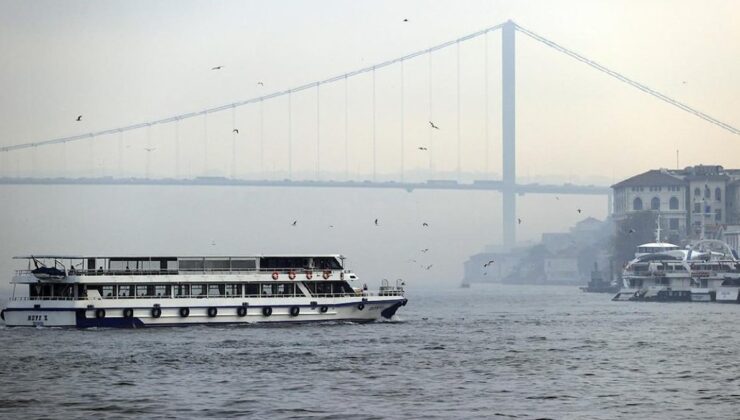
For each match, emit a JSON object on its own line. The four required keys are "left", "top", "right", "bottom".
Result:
{"left": 669, "top": 197, "right": 679, "bottom": 210}
{"left": 694, "top": 187, "right": 700, "bottom": 196}
{"left": 633, "top": 197, "right": 643, "bottom": 211}
{"left": 705, "top": 185, "right": 710, "bottom": 199}
{"left": 651, "top": 197, "right": 660, "bottom": 210}
{"left": 716, "top": 209, "right": 722, "bottom": 221}
{"left": 715, "top": 187, "right": 722, "bottom": 202}
{"left": 694, "top": 203, "right": 701, "bottom": 213}
{"left": 669, "top": 218, "right": 679, "bottom": 230}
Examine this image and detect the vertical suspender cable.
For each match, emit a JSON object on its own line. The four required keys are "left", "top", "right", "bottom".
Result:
{"left": 372, "top": 66, "right": 377, "bottom": 182}
{"left": 174, "top": 121, "right": 179, "bottom": 179}
{"left": 400, "top": 59, "right": 405, "bottom": 182}
{"left": 316, "top": 83, "right": 320, "bottom": 179}
{"left": 428, "top": 52, "right": 433, "bottom": 173}
{"left": 484, "top": 32, "right": 489, "bottom": 177}
{"left": 231, "top": 106, "right": 236, "bottom": 179}
{"left": 146, "top": 125, "right": 151, "bottom": 178}
{"left": 260, "top": 99, "right": 264, "bottom": 178}
{"left": 456, "top": 40, "right": 461, "bottom": 181}
{"left": 288, "top": 91, "right": 292, "bottom": 179}
{"left": 118, "top": 131, "right": 124, "bottom": 178}
{"left": 344, "top": 75, "right": 349, "bottom": 180}
{"left": 203, "top": 113, "right": 208, "bottom": 176}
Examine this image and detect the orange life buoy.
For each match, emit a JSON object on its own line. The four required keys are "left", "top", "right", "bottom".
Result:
{"left": 305, "top": 271, "right": 313, "bottom": 279}
{"left": 322, "top": 271, "right": 331, "bottom": 279}
{"left": 271, "top": 271, "right": 279, "bottom": 280}
{"left": 289, "top": 271, "right": 296, "bottom": 280}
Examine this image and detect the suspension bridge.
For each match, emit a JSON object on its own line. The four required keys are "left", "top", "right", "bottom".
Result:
{"left": 1, "top": 20, "right": 737, "bottom": 247}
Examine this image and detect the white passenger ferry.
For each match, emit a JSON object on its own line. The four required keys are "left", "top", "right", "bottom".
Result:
{"left": 0, "top": 255, "right": 407, "bottom": 327}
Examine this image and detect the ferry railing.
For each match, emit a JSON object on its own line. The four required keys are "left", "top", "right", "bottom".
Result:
{"left": 14, "top": 267, "right": 348, "bottom": 277}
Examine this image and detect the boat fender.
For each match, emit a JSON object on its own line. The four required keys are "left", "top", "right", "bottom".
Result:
{"left": 357, "top": 303, "right": 365, "bottom": 311}
{"left": 179, "top": 307, "right": 190, "bottom": 317}
{"left": 272, "top": 271, "right": 279, "bottom": 280}
{"left": 288, "top": 271, "right": 296, "bottom": 280}
{"left": 207, "top": 307, "right": 218, "bottom": 318}
{"left": 320, "top": 306, "right": 328, "bottom": 313}
{"left": 305, "top": 271, "right": 313, "bottom": 279}
{"left": 95, "top": 308, "right": 106, "bottom": 319}
{"left": 237, "top": 306, "right": 247, "bottom": 317}
{"left": 151, "top": 307, "right": 162, "bottom": 318}
{"left": 290, "top": 306, "right": 300, "bottom": 317}
{"left": 123, "top": 308, "right": 134, "bottom": 318}
{"left": 323, "top": 271, "right": 331, "bottom": 279}
{"left": 262, "top": 307, "right": 272, "bottom": 317}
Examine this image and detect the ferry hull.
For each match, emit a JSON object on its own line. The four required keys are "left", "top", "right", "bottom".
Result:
{"left": 2, "top": 297, "right": 408, "bottom": 328}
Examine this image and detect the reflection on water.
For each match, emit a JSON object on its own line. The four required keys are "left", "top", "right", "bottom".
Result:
{"left": 2, "top": 284, "right": 739, "bottom": 419}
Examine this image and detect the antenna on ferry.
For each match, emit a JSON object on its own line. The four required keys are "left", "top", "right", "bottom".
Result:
{"left": 655, "top": 213, "right": 662, "bottom": 244}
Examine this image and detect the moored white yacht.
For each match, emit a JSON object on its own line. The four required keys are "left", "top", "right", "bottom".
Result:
{"left": 0, "top": 254, "right": 407, "bottom": 327}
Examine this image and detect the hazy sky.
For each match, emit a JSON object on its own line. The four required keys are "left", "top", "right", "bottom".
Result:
{"left": 0, "top": 0, "right": 738, "bottom": 182}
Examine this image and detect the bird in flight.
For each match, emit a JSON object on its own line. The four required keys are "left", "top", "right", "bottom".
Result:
{"left": 144, "top": 147, "right": 156, "bottom": 152}
{"left": 374, "top": 218, "right": 379, "bottom": 226}
{"left": 403, "top": 18, "right": 408, "bottom": 22}
{"left": 232, "top": 128, "right": 239, "bottom": 134}
{"left": 483, "top": 259, "right": 495, "bottom": 267}
{"left": 76, "top": 115, "right": 82, "bottom": 121}
{"left": 422, "top": 222, "right": 429, "bottom": 227}
{"left": 211, "top": 66, "right": 223, "bottom": 70}
{"left": 429, "top": 121, "right": 439, "bottom": 129}
{"left": 291, "top": 220, "right": 297, "bottom": 226}
{"left": 577, "top": 208, "right": 582, "bottom": 214}
{"left": 329, "top": 225, "right": 334, "bottom": 228}
{"left": 257, "top": 81, "right": 264, "bottom": 86}
{"left": 211, "top": 241, "right": 216, "bottom": 246}
{"left": 418, "top": 146, "right": 428, "bottom": 151}
{"left": 555, "top": 196, "right": 559, "bottom": 200}
{"left": 424, "top": 264, "right": 433, "bottom": 270}
{"left": 517, "top": 218, "right": 522, "bottom": 224}
{"left": 628, "top": 228, "right": 636, "bottom": 235}
{"left": 421, "top": 248, "right": 429, "bottom": 253}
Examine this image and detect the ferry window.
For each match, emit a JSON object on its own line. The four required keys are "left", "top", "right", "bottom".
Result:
{"left": 135, "top": 285, "right": 149, "bottom": 297}
{"left": 650, "top": 197, "right": 660, "bottom": 210}
{"left": 204, "top": 259, "right": 230, "bottom": 272}
{"left": 118, "top": 285, "right": 134, "bottom": 297}
{"left": 314, "top": 257, "right": 342, "bottom": 270}
{"left": 669, "top": 197, "right": 679, "bottom": 210}
{"left": 715, "top": 188, "right": 722, "bottom": 202}
{"left": 260, "top": 257, "right": 306, "bottom": 270}
{"left": 335, "top": 282, "right": 354, "bottom": 294}
{"left": 633, "top": 197, "right": 643, "bottom": 211}
{"left": 315, "top": 282, "right": 332, "bottom": 295}
{"left": 694, "top": 187, "right": 700, "bottom": 196}
{"left": 231, "top": 259, "right": 256, "bottom": 271}
{"left": 208, "top": 284, "right": 225, "bottom": 296}
{"left": 102, "top": 285, "right": 115, "bottom": 298}
{"left": 275, "top": 283, "right": 294, "bottom": 296}
{"left": 179, "top": 258, "right": 204, "bottom": 271}
{"left": 174, "top": 284, "right": 189, "bottom": 297}
{"left": 109, "top": 260, "right": 125, "bottom": 272}
{"left": 224, "top": 284, "right": 240, "bottom": 296}
{"left": 261, "top": 284, "right": 273, "bottom": 296}
{"left": 245, "top": 283, "right": 259, "bottom": 296}
{"left": 155, "top": 285, "right": 170, "bottom": 297}
{"left": 716, "top": 209, "right": 722, "bottom": 221}
{"left": 191, "top": 284, "right": 205, "bottom": 297}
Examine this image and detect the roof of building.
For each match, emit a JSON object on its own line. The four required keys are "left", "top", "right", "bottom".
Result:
{"left": 611, "top": 170, "right": 685, "bottom": 188}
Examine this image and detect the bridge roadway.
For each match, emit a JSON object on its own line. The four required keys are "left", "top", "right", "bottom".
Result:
{"left": 0, "top": 176, "right": 610, "bottom": 196}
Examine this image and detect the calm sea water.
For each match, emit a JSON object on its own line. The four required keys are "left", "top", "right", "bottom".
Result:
{"left": 1, "top": 284, "right": 739, "bottom": 419}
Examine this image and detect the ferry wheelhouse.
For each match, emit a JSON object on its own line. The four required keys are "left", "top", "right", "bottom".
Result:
{"left": 0, "top": 255, "right": 407, "bottom": 327}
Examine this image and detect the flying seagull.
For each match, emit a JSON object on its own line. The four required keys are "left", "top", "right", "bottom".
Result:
{"left": 421, "top": 248, "right": 429, "bottom": 253}
{"left": 211, "top": 65, "right": 223, "bottom": 70}
{"left": 403, "top": 18, "right": 408, "bottom": 22}
{"left": 418, "top": 146, "right": 428, "bottom": 151}
{"left": 211, "top": 241, "right": 216, "bottom": 246}
{"left": 291, "top": 220, "right": 297, "bottom": 226}
{"left": 483, "top": 259, "right": 495, "bottom": 267}
{"left": 628, "top": 228, "right": 636, "bottom": 235}
{"left": 555, "top": 196, "right": 559, "bottom": 200}
{"left": 329, "top": 225, "right": 334, "bottom": 228}
{"left": 424, "top": 264, "right": 433, "bottom": 270}
{"left": 577, "top": 208, "right": 582, "bottom": 214}
{"left": 257, "top": 81, "right": 264, "bottom": 86}
{"left": 374, "top": 218, "right": 379, "bottom": 226}
{"left": 144, "top": 147, "right": 156, "bottom": 152}
{"left": 422, "top": 222, "right": 429, "bottom": 227}
{"left": 232, "top": 129, "right": 239, "bottom": 134}
{"left": 517, "top": 218, "right": 522, "bottom": 225}
{"left": 429, "top": 121, "right": 439, "bottom": 130}
{"left": 76, "top": 115, "right": 82, "bottom": 121}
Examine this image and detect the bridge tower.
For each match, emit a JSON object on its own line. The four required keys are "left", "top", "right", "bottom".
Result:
{"left": 502, "top": 20, "right": 516, "bottom": 248}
